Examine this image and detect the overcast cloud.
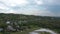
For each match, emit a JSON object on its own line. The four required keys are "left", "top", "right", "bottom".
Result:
{"left": 0, "top": 0, "right": 60, "bottom": 16}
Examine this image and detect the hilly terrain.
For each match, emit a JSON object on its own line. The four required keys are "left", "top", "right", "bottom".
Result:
{"left": 0, "top": 13, "right": 60, "bottom": 34}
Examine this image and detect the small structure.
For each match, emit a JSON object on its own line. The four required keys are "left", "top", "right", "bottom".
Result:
{"left": 6, "top": 21, "right": 10, "bottom": 24}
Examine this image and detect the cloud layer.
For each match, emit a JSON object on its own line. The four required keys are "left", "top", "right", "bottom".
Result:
{"left": 0, "top": 0, "right": 60, "bottom": 16}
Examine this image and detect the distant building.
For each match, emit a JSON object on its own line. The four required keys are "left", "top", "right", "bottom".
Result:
{"left": 6, "top": 21, "right": 10, "bottom": 24}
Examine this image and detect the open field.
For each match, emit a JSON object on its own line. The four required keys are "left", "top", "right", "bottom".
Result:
{"left": 0, "top": 27, "right": 40, "bottom": 34}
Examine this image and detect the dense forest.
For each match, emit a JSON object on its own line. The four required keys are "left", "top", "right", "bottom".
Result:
{"left": 0, "top": 13, "right": 60, "bottom": 33}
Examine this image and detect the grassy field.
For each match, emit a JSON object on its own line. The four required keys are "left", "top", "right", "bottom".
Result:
{"left": 0, "top": 27, "right": 59, "bottom": 34}
{"left": 11, "top": 28, "right": 40, "bottom": 34}
{"left": 0, "top": 27, "right": 40, "bottom": 34}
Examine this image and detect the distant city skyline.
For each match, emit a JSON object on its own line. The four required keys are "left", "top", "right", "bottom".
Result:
{"left": 0, "top": 0, "right": 60, "bottom": 16}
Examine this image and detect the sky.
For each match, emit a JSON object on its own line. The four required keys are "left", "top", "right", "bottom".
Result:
{"left": 0, "top": 0, "right": 60, "bottom": 17}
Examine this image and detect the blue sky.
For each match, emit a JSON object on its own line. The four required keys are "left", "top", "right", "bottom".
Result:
{"left": 0, "top": 0, "right": 60, "bottom": 16}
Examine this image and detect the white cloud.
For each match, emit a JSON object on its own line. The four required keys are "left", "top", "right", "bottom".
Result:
{"left": 0, "top": 2, "right": 9, "bottom": 12}
{"left": 10, "top": 9, "right": 54, "bottom": 16}
{"left": 0, "top": 3, "right": 6, "bottom": 9}
{"left": 0, "top": 0, "right": 29, "bottom": 6}
{"left": 5, "top": 10, "right": 14, "bottom": 13}
{"left": 34, "top": 0, "right": 43, "bottom": 5}
{"left": 0, "top": 0, "right": 29, "bottom": 13}
{"left": 0, "top": 0, "right": 60, "bottom": 16}
{"left": 0, "top": 9, "right": 16, "bottom": 13}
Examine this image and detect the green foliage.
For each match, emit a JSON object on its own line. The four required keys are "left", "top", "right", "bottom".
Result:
{"left": 0, "top": 13, "right": 60, "bottom": 33}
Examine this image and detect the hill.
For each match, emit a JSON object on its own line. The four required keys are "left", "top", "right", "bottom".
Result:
{"left": 0, "top": 13, "right": 60, "bottom": 33}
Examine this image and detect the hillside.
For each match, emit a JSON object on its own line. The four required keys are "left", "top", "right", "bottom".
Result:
{"left": 0, "top": 13, "right": 60, "bottom": 33}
